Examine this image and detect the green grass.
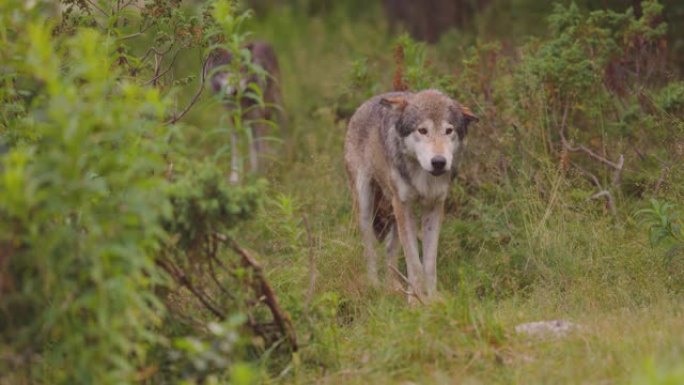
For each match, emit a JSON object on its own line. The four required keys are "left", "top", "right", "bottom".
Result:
{"left": 180, "top": 3, "right": 684, "bottom": 384}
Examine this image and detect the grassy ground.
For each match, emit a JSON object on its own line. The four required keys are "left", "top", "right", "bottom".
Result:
{"left": 187, "top": 4, "right": 684, "bottom": 384}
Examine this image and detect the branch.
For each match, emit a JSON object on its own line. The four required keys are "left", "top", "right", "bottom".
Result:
{"left": 589, "top": 190, "right": 617, "bottom": 216}
{"left": 145, "top": 50, "right": 180, "bottom": 86}
{"left": 571, "top": 162, "right": 617, "bottom": 216}
{"left": 654, "top": 165, "right": 670, "bottom": 193}
{"left": 558, "top": 102, "right": 625, "bottom": 178}
{"left": 207, "top": 253, "right": 237, "bottom": 301}
{"left": 165, "top": 52, "right": 208, "bottom": 125}
{"left": 388, "top": 265, "right": 425, "bottom": 305}
{"left": 302, "top": 214, "right": 317, "bottom": 310}
{"left": 215, "top": 233, "right": 298, "bottom": 352}
{"left": 156, "top": 257, "right": 226, "bottom": 319}
{"left": 85, "top": 0, "right": 107, "bottom": 16}
{"left": 560, "top": 126, "right": 624, "bottom": 171}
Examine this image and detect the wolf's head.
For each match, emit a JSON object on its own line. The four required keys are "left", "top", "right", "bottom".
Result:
{"left": 381, "top": 89, "right": 478, "bottom": 176}
{"left": 205, "top": 46, "right": 264, "bottom": 100}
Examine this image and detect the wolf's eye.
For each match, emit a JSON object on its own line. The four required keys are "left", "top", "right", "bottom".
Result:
{"left": 445, "top": 128, "right": 454, "bottom": 135}
{"left": 418, "top": 128, "right": 428, "bottom": 135}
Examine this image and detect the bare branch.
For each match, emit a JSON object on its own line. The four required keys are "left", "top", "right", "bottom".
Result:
{"left": 388, "top": 265, "right": 425, "bottom": 305}
{"left": 156, "top": 257, "right": 226, "bottom": 319}
{"left": 215, "top": 233, "right": 298, "bottom": 352}
{"left": 165, "top": 52, "right": 208, "bottom": 125}
{"left": 84, "top": 0, "right": 108, "bottom": 16}
{"left": 571, "top": 162, "right": 617, "bottom": 216}
{"left": 610, "top": 154, "right": 625, "bottom": 187}
{"left": 654, "top": 165, "right": 670, "bottom": 193}
{"left": 145, "top": 50, "right": 180, "bottom": 86}
{"left": 572, "top": 162, "right": 601, "bottom": 189}
{"left": 588, "top": 190, "right": 617, "bottom": 216}
{"left": 558, "top": 104, "right": 625, "bottom": 173}
{"left": 302, "top": 214, "right": 317, "bottom": 310}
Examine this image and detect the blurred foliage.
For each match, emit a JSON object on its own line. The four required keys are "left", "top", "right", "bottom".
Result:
{"left": 165, "top": 161, "right": 264, "bottom": 249}
{"left": 0, "top": 10, "right": 171, "bottom": 384}
{"left": 0, "top": 0, "right": 270, "bottom": 384}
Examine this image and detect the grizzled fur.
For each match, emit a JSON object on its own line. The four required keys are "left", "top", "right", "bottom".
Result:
{"left": 205, "top": 41, "right": 283, "bottom": 176}
{"left": 344, "top": 89, "right": 478, "bottom": 302}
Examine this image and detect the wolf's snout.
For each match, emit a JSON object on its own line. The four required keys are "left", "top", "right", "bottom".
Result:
{"left": 431, "top": 156, "right": 447, "bottom": 172}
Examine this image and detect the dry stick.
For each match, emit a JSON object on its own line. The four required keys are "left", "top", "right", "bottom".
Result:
{"left": 164, "top": 161, "right": 174, "bottom": 180}
{"left": 571, "top": 161, "right": 617, "bottom": 216}
{"left": 145, "top": 50, "right": 180, "bottom": 86}
{"left": 654, "top": 165, "right": 670, "bottom": 193}
{"left": 137, "top": 45, "right": 174, "bottom": 71}
{"left": 156, "top": 257, "right": 226, "bottom": 319}
{"left": 215, "top": 233, "right": 298, "bottom": 352}
{"left": 559, "top": 103, "right": 624, "bottom": 215}
{"left": 85, "top": 0, "right": 107, "bottom": 16}
{"left": 387, "top": 265, "right": 425, "bottom": 305}
{"left": 165, "top": 53, "right": 209, "bottom": 125}
{"left": 560, "top": 123, "right": 625, "bottom": 171}
{"left": 207, "top": 252, "right": 237, "bottom": 301}
{"left": 301, "top": 214, "right": 317, "bottom": 310}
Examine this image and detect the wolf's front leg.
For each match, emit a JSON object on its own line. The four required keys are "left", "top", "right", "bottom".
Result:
{"left": 392, "top": 196, "right": 424, "bottom": 302}
{"left": 385, "top": 224, "right": 404, "bottom": 291}
{"left": 422, "top": 200, "right": 445, "bottom": 299}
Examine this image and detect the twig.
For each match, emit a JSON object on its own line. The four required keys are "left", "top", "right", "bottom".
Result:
{"left": 207, "top": 252, "right": 236, "bottom": 300}
{"left": 588, "top": 190, "right": 617, "bottom": 216}
{"left": 156, "top": 257, "right": 226, "bottom": 319}
{"left": 164, "top": 161, "right": 174, "bottom": 180}
{"left": 654, "top": 165, "right": 670, "bottom": 193}
{"left": 560, "top": 128, "right": 624, "bottom": 171}
{"left": 387, "top": 265, "right": 425, "bottom": 305}
{"left": 558, "top": 103, "right": 625, "bottom": 176}
{"left": 302, "top": 214, "right": 317, "bottom": 310}
{"left": 214, "top": 233, "right": 298, "bottom": 351}
{"left": 145, "top": 50, "right": 180, "bottom": 86}
{"left": 138, "top": 45, "right": 174, "bottom": 68}
{"left": 85, "top": 0, "right": 107, "bottom": 16}
{"left": 165, "top": 52, "right": 208, "bottom": 125}
{"left": 571, "top": 162, "right": 617, "bottom": 216}
{"left": 572, "top": 161, "right": 601, "bottom": 188}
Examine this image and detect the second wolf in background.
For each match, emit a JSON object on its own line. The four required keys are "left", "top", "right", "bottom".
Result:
{"left": 206, "top": 41, "right": 283, "bottom": 180}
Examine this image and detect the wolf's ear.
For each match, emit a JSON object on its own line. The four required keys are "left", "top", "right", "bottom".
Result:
{"left": 456, "top": 105, "right": 479, "bottom": 140}
{"left": 460, "top": 106, "right": 479, "bottom": 123}
{"left": 379, "top": 96, "right": 408, "bottom": 112}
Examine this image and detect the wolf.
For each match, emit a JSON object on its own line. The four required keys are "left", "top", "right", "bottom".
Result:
{"left": 205, "top": 41, "right": 282, "bottom": 181}
{"left": 344, "top": 89, "right": 478, "bottom": 302}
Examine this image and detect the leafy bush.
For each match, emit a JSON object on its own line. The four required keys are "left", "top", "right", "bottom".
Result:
{"left": 165, "top": 161, "right": 264, "bottom": 249}
{"left": 0, "top": 1, "right": 276, "bottom": 384}
{"left": 0, "top": 14, "right": 170, "bottom": 384}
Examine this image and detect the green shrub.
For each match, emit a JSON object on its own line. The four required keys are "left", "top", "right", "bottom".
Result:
{"left": 0, "top": 17, "right": 170, "bottom": 384}
{"left": 0, "top": 1, "right": 270, "bottom": 384}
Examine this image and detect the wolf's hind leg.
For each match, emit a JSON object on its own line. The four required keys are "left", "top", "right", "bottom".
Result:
{"left": 356, "top": 173, "right": 380, "bottom": 286}
{"left": 385, "top": 223, "right": 403, "bottom": 291}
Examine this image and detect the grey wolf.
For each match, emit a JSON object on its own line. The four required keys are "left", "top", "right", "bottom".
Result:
{"left": 205, "top": 41, "right": 283, "bottom": 181}
{"left": 344, "top": 89, "right": 478, "bottom": 302}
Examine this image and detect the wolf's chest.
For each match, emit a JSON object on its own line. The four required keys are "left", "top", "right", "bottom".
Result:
{"left": 391, "top": 167, "right": 451, "bottom": 204}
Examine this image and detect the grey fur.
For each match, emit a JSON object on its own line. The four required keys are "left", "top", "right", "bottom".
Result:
{"left": 344, "top": 89, "right": 478, "bottom": 302}
{"left": 206, "top": 41, "right": 283, "bottom": 176}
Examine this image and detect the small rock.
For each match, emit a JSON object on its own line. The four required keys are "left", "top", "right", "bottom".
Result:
{"left": 515, "top": 320, "right": 583, "bottom": 339}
